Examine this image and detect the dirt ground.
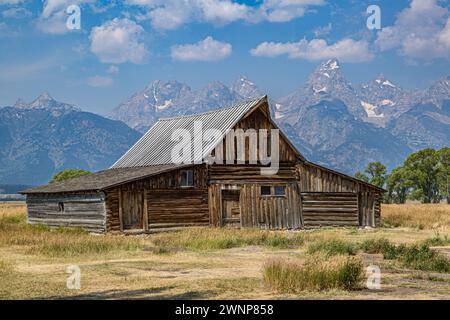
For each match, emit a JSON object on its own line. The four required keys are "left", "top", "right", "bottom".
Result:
{"left": 1, "top": 203, "right": 449, "bottom": 300}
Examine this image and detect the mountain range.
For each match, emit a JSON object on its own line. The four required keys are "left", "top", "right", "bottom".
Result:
{"left": 0, "top": 93, "right": 140, "bottom": 185}
{"left": 1, "top": 59, "right": 449, "bottom": 185}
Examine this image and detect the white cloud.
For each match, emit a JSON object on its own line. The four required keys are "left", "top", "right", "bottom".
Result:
{"left": 250, "top": 38, "right": 374, "bottom": 63}
{"left": 106, "top": 65, "right": 120, "bottom": 74}
{"left": 89, "top": 18, "right": 148, "bottom": 64}
{"left": 126, "top": 0, "right": 325, "bottom": 30}
{"left": 198, "top": 0, "right": 248, "bottom": 23}
{"left": 36, "top": 10, "right": 68, "bottom": 34}
{"left": 2, "top": 7, "right": 31, "bottom": 18}
{"left": 0, "top": 0, "right": 26, "bottom": 4}
{"left": 313, "top": 22, "right": 332, "bottom": 37}
{"left": 87, "top": 75, "right": 114, "bottom": 88}
{"left": 171, "top": 36, "right": 232, "bottom": 61}
{"left": 376, "top": 0, "right": 450, "bottom": 60}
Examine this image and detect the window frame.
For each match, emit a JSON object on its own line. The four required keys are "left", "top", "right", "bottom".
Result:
{"left": 260, "top": 185, "right": 287, "bottom": 197}
{"left": 180, "top": 169, "right": 194, "bottom": 188}
{"left": 260, "top": 185, "right": 272, "bottom": 196}
{"left": 274, "top": 186, "right": 286, "bottom": 197}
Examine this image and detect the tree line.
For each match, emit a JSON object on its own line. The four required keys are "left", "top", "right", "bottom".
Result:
{"left": 355, "top": 148, "right": 450, "bottom": 204}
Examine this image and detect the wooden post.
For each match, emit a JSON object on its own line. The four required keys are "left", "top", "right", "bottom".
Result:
{"left": 118, "top": 188, "right": 123, "bottom": 231}
{"left": 143, "top": 191, "right": 148, "bottom": 231}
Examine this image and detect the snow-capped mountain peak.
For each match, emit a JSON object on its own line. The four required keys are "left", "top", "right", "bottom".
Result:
{"left": 13, "top": 92, "right": 80, "bottom": 112}
{"left": 322, "top": 58, "right": 340, "bottom": 71}
{"left": 231, "top": 76, "right": 262, "bottom": 100}
{"left": 374, "top": 75, "right": 396, "bottom": 88}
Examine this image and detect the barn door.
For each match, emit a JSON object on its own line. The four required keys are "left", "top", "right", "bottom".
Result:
{"left": 221, "top": 190, "right": 241, "bottom": 227}
{"left": 121, "top": 191, "right": 144, "bottom": 230}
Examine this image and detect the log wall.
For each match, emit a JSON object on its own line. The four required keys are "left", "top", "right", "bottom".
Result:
{"left": 297, "top": 162, "right": 382, "bottom": 227}
{"left": 26, "top": 192, "right": 106, "bottom": 233}
{"left": 105, "top": 165, "right": 209, "bottom": 232}
{"left": 301, "top": 192, "right": 359, "bottom": 228}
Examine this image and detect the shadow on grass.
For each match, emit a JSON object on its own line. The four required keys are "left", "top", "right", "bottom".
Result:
{"left": 43, "top": 286, "right": 218, "bottom": 300}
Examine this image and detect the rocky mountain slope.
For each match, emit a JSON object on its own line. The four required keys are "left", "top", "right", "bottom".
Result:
{"left": 0, "top": 93, "right": 140, "bottom": 185}
{"left": 110, "top": 77, "right": 262, "bottom": 133}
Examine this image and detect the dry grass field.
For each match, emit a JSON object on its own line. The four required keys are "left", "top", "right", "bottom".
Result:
{"left": 0, "top": 202, "right": 449, "bottom": 300}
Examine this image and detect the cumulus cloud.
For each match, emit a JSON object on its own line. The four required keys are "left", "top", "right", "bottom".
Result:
{"left": 126, "top": 0, "right": 325, "bottom": 30}
{"left": 250, "top": 38, "right": 374, "bottom": 63}
{"left": 1, "top": 7, "right": 31, "bottom": 18}
{"left": 376, "top": 0, "right": 450, "bottom": 60}
{"left": 87, "top": 75, "right": 113, "bottom": 88}
{"left": 89, "top": 18, "right": 148, "bottom": 64}
{"left": 171, "top": 36, "right": 232, "bottom": 61}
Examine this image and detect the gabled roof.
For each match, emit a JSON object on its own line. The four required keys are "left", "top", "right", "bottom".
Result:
{"left": 21, "top": 164, "right": 187, "bottom": 194}
{"left": 112, "top": 96, "right": 268, "bottom": 168}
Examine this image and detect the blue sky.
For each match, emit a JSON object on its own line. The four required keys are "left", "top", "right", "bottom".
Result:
{"left": 0, "top": 0, "right": 450, "bottom": 115}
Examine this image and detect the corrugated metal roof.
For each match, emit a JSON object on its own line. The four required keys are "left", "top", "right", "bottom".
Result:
{"left": 21, "top": 164, "right": 187, "bottom": 194}
{"left": 112, "top": 96, "right": 266, "bottom": 168}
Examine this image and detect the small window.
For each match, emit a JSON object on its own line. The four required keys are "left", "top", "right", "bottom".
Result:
{"left": 274, "top": 186, "right": 286, "bottom": 196}
{"left": 58, "top": 202, "right": 64, "bottom": 212}
{"left": 180, "top": 170, "right": 194, "bottom": 187}
{"left": 261, "top": 186, "right": 271, "bottom": 196}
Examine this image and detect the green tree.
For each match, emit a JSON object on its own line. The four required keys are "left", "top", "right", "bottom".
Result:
{"left": 386, "top": 166, "right": 410, "bottom": 204}
{"left": 403, "top": 148, "right": 441, "bottom": 203}
{"left": 354, "top": 171, "right": 369, "bottom": 183}
{"left": 437, "top": 147, "right": 450, "bottom": 204}
{"left": 355, "top": 162, "right": 387, "bottom": 188}
{"left": 50, "top": 169, "right": 91, "bottom": 183}
{"left": 365, "top": 162, "right": 387, "bottom": 188}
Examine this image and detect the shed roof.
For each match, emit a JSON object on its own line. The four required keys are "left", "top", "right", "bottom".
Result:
{"left": 21, "top": 164, "right": 187, "bottom": 194}
{"left": 112, "top": 96, "right": 267, "bottom": 168}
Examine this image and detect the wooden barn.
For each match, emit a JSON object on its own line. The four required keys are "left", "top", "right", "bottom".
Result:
{"left": 21, "top": 96, "right": 383, "bottom": 233}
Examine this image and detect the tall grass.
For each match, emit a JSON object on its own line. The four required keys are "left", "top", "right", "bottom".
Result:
{"left": 360, "top": 238, "right": 450, "bottom": 273}
{"left": 307, "top": 238, "right": 357, "bottom": 256}
{"left": 263, "top": 254, "right": 364, "bottom": 292}
{"left": 151, "top": 228, "right": 305, "bottom": 251}
{"left": 0, "top": 209, "right": 143, "bottom": 258}
{"left": 382, "top": 204, "right": 450, "bottom": 229}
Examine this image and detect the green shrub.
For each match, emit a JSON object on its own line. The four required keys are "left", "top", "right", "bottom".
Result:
{"left": 400, "top": 244, "right": 450, "bottom": 273}
{"left": 263, "top": 254, "right": 364, "bottom": 292}
{"left": 359, "top": 238, "right": 450, "bottom": 273}
{"left": 50, "top": 169, "right": 91, "bottom": 183}
{"left": 307, "top": 238, "right": 357, "bottom": 256}
{"left": 422, "top": 234, "right": 450, "bottom": 247}
{"left": 359, "top": 238, "right": 391, "bottom": 254}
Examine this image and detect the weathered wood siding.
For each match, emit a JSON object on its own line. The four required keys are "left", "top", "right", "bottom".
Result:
{"left": 26, "top": 192, "right": 106, "bottom": 233}
{"left": 297, "top": 162, "right": 382, "bottom": 227}
{"left": 301, "top": 192, "right": 359, "bottom": 228}
{"left": 208, "top": 163, "right": 301, "bottom": 229}
{"left": 105, "top": 165, "right": 209, "bottom": 232}
{"left": 148, "top": 189, "right": 209, "bottom": 229}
